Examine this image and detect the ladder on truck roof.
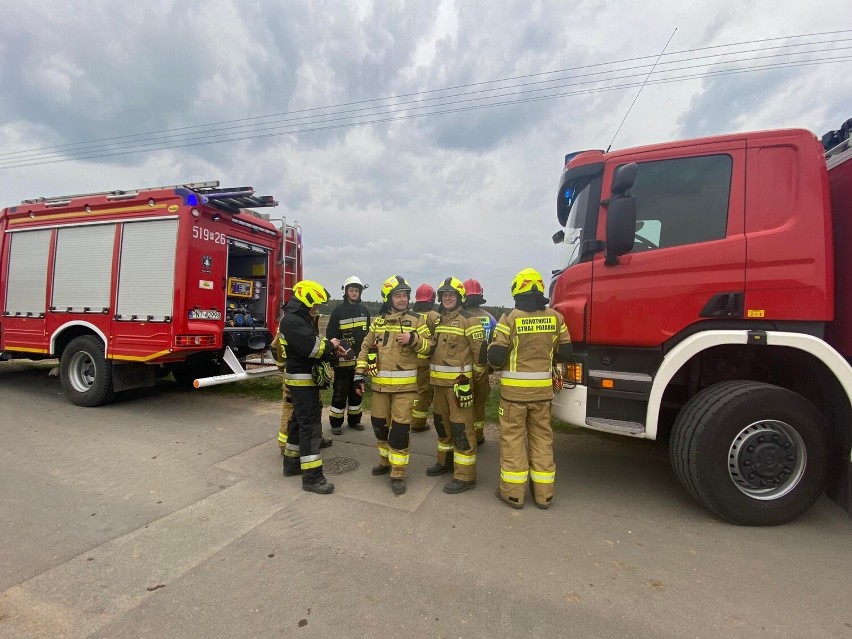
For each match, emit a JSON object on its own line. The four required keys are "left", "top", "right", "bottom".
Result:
{"left": 20, "top": 180, "right": 279, "bottom": 213}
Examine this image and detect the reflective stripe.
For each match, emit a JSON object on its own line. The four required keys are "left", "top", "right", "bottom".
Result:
{"left": 373, "top": 371, "right": 417, "bottom": 385}
{"left": 430, "top": 364, "right": 473, "bottom": 373}
{"left": 285, "top": 372, "right": 316, "bottom": 387}
{"left": 430, "top": 371, "right": 465, "bottom": 381}
{"left": 336, "top": 359, "right": 356, "bottom": 367}
{"left": 278, "top": 432, "right": 288, "bottom": 443}
{"left": 495, "top": 323, "right": 511, "bottom": 335}
{"left": 530, "top": 469, "right": 555, "bottom": 484}
{"left": 372, "top": 326, "right": 405, "bottom": 333}
{"left": 465, "top": 325, "right": 484, "bottom": 338}
{"left": 435, "top": 326, "right": 465, "bottom": 336}
{"left": 356, "top": 360, "right": 368, "bottom": 368}
{"left": 454, "top": 451, "right": 476, "bottom": 466}
{"left": 339, "top": 317, "right": 368, "bottom": 328}
{"left": 437, "top": 442, "right": 454, "bottom": 452}
{"left": 502, "top": 371, "right": 552, "bottom": 380}
{"left": 378, "top": 445, "right": 389, "bottom": 458}
{"left": 308, "top": 336, "right": 323, "bottom": 358}
{"left": 473, "top": 365, "right": 485, "bottom": 374}
{"left": 416, "top": 324, "right": 431, "bottom": 335}
{"left": 347, "top": 405, "right": 362, "bottom": 414}
{"left": 329, "top": 406, "right": 345, "bottom": 417}
{"left": 284, "top": 442, "right": 300, "bottom": 458}
{"left": 474, "top": 421, "right": 484, "bottom": 429}
{"left": 501, "top": 469, "right": 529, "bottom": 483}
{"left": 501, "top": 377, "right": 552, "bottom": 388}
{"left": 388, "top": 452, "right": 409, "bottom": 465}
{"left": 300, "top": 454, "right": 323, "bottom": 470}
{"left": 412, "top": 409, "right": 428, "bottom": 418}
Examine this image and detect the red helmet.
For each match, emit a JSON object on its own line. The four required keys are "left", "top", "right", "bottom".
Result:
{"left": 463, "top": 278, "right": 483, "bottom": 297}
{"left": 415, "top": 283, "right": 436, "bottom": 303}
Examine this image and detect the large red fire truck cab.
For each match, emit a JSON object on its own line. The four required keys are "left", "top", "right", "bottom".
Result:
{"left": 0, "top": 181, "right": 302, "bottom": 406}
{"left": 551, "top": 121, "right": 852, "bottom": 525}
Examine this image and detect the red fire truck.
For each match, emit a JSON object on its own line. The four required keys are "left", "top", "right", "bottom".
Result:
{"left": 550, "top": 119, "right": 852, "bottom": 525}
{"left": 0, "top": 181, "right": 302, "bottom": 406}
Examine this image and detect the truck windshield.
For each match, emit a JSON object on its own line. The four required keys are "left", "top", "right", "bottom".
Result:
{"left": 557, "top": 180, "right": 591, "bottom": 269}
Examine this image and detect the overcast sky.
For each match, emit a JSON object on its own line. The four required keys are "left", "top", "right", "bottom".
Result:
{"left": 1, "top": 0, "right": 850, "bottom": 306}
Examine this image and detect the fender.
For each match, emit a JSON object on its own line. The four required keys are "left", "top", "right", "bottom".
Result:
{"left": 50, "top": 321, "right": 109, "bottom": 357}
{"left": 646, "top": 330, "right": 852, "bottom": 456}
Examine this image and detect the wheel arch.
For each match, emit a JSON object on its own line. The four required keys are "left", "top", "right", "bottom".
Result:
{"left": 51, "top": 321, "right": 108, "bottom": 359}
{"left": 647, "top": 330, "right": 852, "bottom": 452}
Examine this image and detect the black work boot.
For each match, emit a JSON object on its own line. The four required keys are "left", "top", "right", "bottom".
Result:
{"left": 443, "top": 478, "right": 475, "bottom": 494}
{"left": 411, "top": 422, "right": 431, "bottom": 433}
{"left": 426, "top": 461, "right": 452, "bottom": 476}
{"left": 391, "top": 478, "right": 406, "bottom": 495}
{"left": 283, "top": 458, "right": 301, "bottom": 477}
{"left": 348, "top": 422, "right": 365, "bottom": 431}
{"left": 320, "top": 437, "right": 333, "bottom": 449}
{"left": 372, "top": 464, "right": 391, "bottom": 476}
{"left": 302, "top": 477, "right": 334, "bottom": 494}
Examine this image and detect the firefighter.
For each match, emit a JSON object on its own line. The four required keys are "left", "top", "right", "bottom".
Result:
{"left": 274, "top": 321, "right": 331, "bottom": 468}
{"left": 427, "top": 277, "right": 486, "bottom": 494}
{"left": 354, "top": 276, "right": 433, "bottom": 495}
{"left": 281, "top": 280, "right": 346, "bottom": 494}
{"left": 462, "top": 278, "right": 496, "bottom": 445}
{"left": 411, "top": 283, "right": 440, "bottom": 433}
{"left": 326, "top": 275, "right": 371, "bottom": 435}
{"left": 487, "top": 268, "right": 573, "bottom": 509}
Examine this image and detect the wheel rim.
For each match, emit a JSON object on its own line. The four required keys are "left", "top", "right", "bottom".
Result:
{"left": 67, "top": 350, "right": 96, "bottom": 393}
{"left": 728, "top": 420, "right": 806, "bottom": 500}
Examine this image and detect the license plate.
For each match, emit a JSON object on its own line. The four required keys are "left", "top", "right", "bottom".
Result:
{"left": 188, "top": 309, "right": 222, "bottom": 320}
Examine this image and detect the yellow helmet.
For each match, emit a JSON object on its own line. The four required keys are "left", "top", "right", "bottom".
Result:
{"left": 380, "top": 275, "right": 412, "bottom": 302}
{"left": 437, "top": 276, "right": 466, "bottom": 303}
{"left": 510, "top": 268, "right": 545, "bottom": 297}
{"left": 292, "top": 280, "right": 329, "bottom": 308}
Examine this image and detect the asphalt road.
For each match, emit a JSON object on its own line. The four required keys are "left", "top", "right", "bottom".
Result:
{"left": 1, "top": 361, "right": 850, "bottom": 639}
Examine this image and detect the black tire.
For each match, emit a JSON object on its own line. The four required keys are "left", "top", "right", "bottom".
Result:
{"left": 59, "top": 335, "right": 116, "bottom": 407}
{"left": 670, "top": 381, "right": 827, "bottom": 526}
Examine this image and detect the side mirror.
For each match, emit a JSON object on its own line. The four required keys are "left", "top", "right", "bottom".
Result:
{"left": 552, "top": 230, "right": 565, "bottom": 244}
{"left": 611, "top": 163, "right": 637, "bottom": 195}
{"left": 605, "top": 196, "right": 636, "bottom": 266}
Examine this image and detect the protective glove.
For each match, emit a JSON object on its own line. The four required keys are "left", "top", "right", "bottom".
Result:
{"left": 353, "top": 374, "right": 366, "bottom": 396}
{"left": 552, "top": 364, "right": 565, "bottom": 393}
{"left": 366, "top": 346, "right": 379, "bottom": 377}
{"left": 453, "top": 374, "right": 473, "bottom": 408}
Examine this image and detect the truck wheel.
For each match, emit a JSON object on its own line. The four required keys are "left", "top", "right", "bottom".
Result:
{"left": 670, "top": 381, "right": 827, "bottom": 526}
{"left": 59, "top": 336, "right": 117, "bottom": 407}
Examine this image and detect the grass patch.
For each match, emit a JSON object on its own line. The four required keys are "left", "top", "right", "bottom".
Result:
{"left": 194, "top": 374, "right": 552, "bottom": 428}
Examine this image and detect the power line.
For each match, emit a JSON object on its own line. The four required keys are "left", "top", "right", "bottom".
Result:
{"left": 2, "top": 28, "right": 850, "bottom": 161}
{"left": 6, "top": 37, "right": 850, "bottom": 165}
{"left": 2, "top": 43, "right": 849, "bottom": 168}
{"left": 3, "top": 54, "right": 850, "bottom": 171}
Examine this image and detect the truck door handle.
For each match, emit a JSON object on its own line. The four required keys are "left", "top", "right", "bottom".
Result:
{"left": 699, "top": 292, "right": 744, "bottom": 318}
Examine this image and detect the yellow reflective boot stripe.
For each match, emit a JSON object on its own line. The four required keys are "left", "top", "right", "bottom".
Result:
{"left": 501, "top": 469, "right": 529, "bottom": 483}
{"left": 412, "top": 409, "right": 428, "bottom": 418}
{"left": 454, "top": 451, "right": 476, "bottom": 465}
{"left": 378, "top": 446, "right": 389, "bottom": 458}
{"left": 530, "top": 469, "right": 556, "bottom": 483}
{"left": 437, "top": 442, "right": 454, "bottom": 452}
{"left": 388, "top": 452, "right": 409, "bottom": 465}
{"left": 278, "top": 432, "right": 288, "bottom": 443}
{"left": 474, "top": 421, "right": 484, "bottom": 429}
{"left": 301, "top": 457, "right": 323, "bottom": 470}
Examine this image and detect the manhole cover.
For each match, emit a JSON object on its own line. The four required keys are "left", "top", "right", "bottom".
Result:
{"left": 323, "top": 456, "right": 361, "bottom": 475}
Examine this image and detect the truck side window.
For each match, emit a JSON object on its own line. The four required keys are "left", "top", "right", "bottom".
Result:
{"left": 627, "top": 155, "right": 732, "bottom": 252}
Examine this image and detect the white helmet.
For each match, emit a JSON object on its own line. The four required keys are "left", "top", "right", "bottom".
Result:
{"left": 342, "top": 275, "right": 367, "bottom": 291}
